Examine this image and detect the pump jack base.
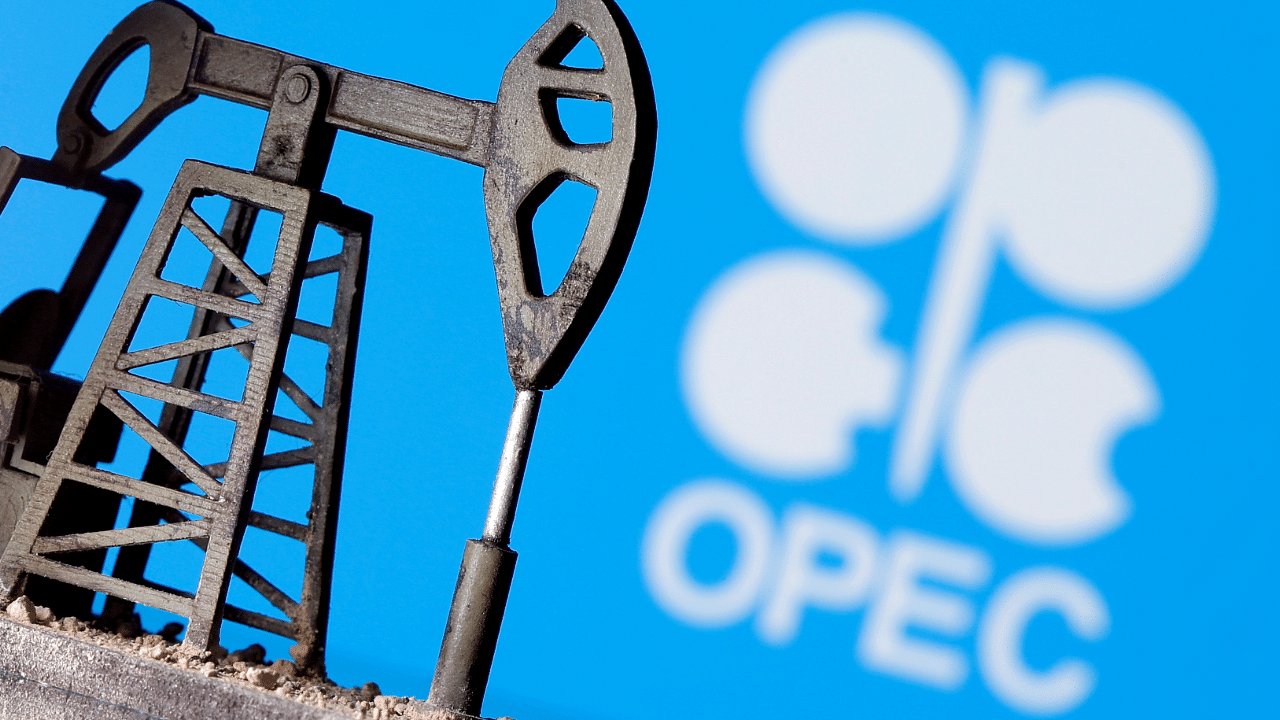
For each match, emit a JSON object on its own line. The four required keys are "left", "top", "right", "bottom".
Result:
{"left": 0, "top": 617, "right": 515, "bottom": 720}
{"left": 412, "top": 706, "right": 492, "bottom": 720}
{"left": 0, "top": 616, "right": 344, "bottom": 720}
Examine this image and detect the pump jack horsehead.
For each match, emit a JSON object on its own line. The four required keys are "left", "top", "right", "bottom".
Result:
{"left": 0, "top": 0, "right": 655, "bottom": 716}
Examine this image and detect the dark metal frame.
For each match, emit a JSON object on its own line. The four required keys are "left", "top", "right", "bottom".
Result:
{"left": 0, "top": 159, "right": 369, "bottom": 650}
{"left": 0, "top": 0, "right": 655, "bottom": 716}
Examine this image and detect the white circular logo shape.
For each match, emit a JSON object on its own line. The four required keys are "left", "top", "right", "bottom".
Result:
{"left": 745, "top": 14, "right": 968, "bottom": 243}
{"left": 1000, "top": 79, "right": 1216, "bottom": 310}
{"left": 945, "top": 319, "right": 1159, "bottom": 546}
{"left": 681, "top": 251, "right": 903, "bottom": 479}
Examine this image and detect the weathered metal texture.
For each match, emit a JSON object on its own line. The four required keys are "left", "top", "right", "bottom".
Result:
{"left": 0, "top": 1, "right": 656, "bottom": 715}
{"left": 427, "top": 388, "right": 539, "bottom": 715}
{"left": 0, "top": 470, "right": 36, "bottom": 567}
{"left": 0, "top": 367, "right": 34, "bottom": 451}
{"left": 427, "top": 540, "right": 518, "bottom": 717}
{"left": 0, "top": 135, "right": 140, "bottom": 621}
{"left": 104, "top": 58, "right": 363, "bottom": 675}
{"left": 485, "top": 0, "right": 656, "bottom": 390}
{"left": 1, "top": 364, "right": 124, "bottom": 481}
{"left": 0, "top": 617, "right": 352, "bottom": 720}
{"left": 281, "top": 212, "right": 368, "bottom": 673}
{"left": 0, "top": 363, "right": 124, "bottom": 620}
{"left": 104, "top": 205, "right": 369, "bottom": 671}
{"left": 429, "top": 0, "right": 655, "bottom": 713}
{"left": 51, "top": 1, "right": 492, "bottom": 179}
{"left": 49, "top": 0, "right": 212, "bottom": 181}
{"left": 213, "top": 209, "right": 366, "bottom": 673}
{"left": 0, "top": 159, "right": 346, "bottom": 654}
{"left": 47, "top": 0, "right": 657, "bottom": 389}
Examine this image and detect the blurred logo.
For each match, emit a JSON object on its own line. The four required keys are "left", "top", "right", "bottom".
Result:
{"left": 643, "top": 12, "right": 1215, "bottom": 716}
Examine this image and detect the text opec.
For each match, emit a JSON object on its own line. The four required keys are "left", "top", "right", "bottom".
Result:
{"left": 641, "top": 480, "right": 1110, "bottom": 716}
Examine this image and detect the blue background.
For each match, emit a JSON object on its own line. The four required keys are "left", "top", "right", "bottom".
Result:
{"left": 1, "top": 1, "right": 1277, "bottom": 718}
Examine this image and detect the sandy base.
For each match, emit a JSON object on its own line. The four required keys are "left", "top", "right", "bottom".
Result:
{"left": 4, "top": 595, "right": 504, "bottom": 720}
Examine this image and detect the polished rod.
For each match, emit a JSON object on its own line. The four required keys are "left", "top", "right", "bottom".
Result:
{"left": 482, "top": 388, "right": 542, "bottom": 546}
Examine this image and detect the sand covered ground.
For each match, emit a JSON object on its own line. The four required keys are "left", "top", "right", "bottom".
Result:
{"left": 5, "top": 595, "right": 503, "bottom": 720}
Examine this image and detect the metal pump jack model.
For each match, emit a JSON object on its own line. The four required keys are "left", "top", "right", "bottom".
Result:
{"left": 0, "top": 1, "right": 655, "bottom": 717}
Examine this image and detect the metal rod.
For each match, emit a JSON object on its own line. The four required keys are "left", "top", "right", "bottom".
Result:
{"left": 428, "top": 388, "right": 541, "bottom": 715}
{"left": 482, "top": 389, "right": 542, "bottom": 546}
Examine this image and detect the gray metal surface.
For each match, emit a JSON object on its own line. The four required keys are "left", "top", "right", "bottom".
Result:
{"left": 104, "top": 54, "right": 367, "bottom": 676}
{"left": 0, "top": 469, "right": 36, "bottom": 559}
{"left": 430, "top": 2, "right": 655, "bottom": 712}
{"left": 48, "top": 0, "right": 656, "bottom": 383}
{"left": 427, "top": 540, "right": 518, "bottom": 717}
{"left": 0, "top": 146, "right": 141, "bottom": 621}
{"left": 0, "top": 0, "right": 656, "bottom": 715}
{"left": 0, "top": 616, "right": 350, "bottom": 720}
{"left": 0, "top": 363, "right": 125, "bottom": 619}
{"left": 482, "top": 390, "right": 542, "bottom": 546}
{"left": 0, "top": 160, "right": 349, "bottom": 653}
{"left": 485, "top": 0, "right": 656, "bottom": 390}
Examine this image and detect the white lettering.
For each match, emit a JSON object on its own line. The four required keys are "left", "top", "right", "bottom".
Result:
{"left": 756, "top": 503, "right": 879, "bottom": 645}
{"left": 642, "top": 483, "right": 1110, "bottom": 715}
{"left": 857, "top": 529, "right": 991, "bottom": 690}
{"left": 640, "top": 479, "right": 774, "bottom": 627}
{"left": 977, "top": 566, "right": 1109, "bottom": 716}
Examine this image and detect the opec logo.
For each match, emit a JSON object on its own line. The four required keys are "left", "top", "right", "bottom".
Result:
{"left": 641, "top": 12, "right": 1214, "bottom": 717}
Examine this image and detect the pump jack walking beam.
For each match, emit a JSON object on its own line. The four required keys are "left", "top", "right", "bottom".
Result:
{"left": 46, "top": 0, "right": 655, "bottom": 395}
{"left": 0, "top": 0, "right": 653, "bottom": 716}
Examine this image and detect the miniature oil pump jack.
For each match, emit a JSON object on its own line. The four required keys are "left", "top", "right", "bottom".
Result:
{"left": 0, "top": 1, "right": 655, "bottom": 718}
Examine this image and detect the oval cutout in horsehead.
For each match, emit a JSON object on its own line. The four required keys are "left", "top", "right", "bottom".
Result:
{"left": 484, "top": 0, "right": 657, "bottom": 390}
